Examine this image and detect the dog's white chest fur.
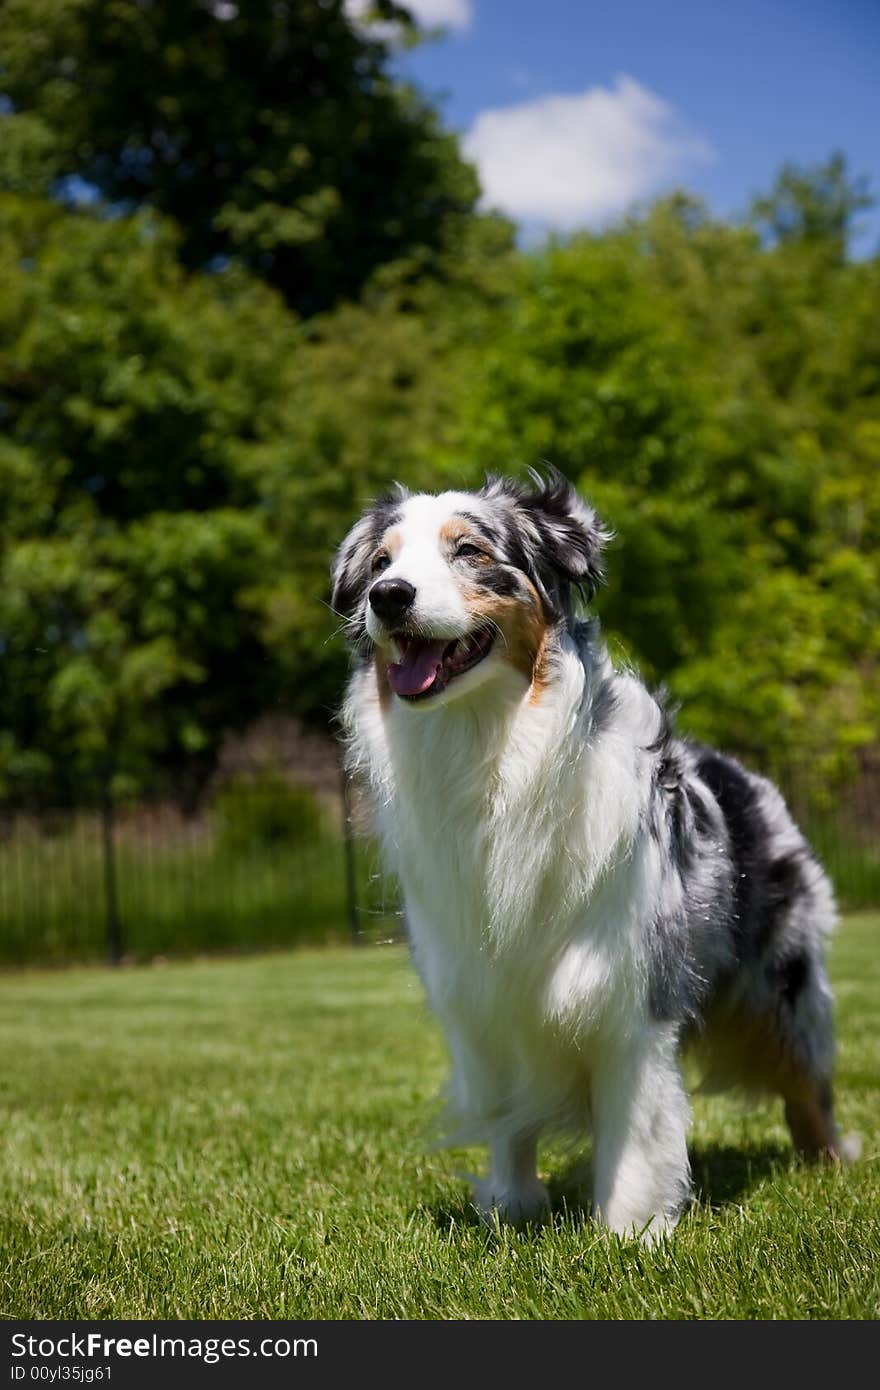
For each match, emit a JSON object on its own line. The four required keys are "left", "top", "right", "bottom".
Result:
{"left": 348, "top": 640, "right": 664, "bottom": 1138}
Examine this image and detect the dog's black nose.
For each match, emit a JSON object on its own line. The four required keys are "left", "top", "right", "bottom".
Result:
{"left": 369, "top": 577, "right": 416, "bottom": 625}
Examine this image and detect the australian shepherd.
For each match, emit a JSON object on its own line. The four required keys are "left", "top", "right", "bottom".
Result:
{"left": 332, "top": 470, "right": 852, "bottom": 1239}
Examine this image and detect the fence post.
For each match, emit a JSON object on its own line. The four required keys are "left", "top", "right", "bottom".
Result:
{"left": 339, "top": 760, "right": 361, "bottom": 944}
{"left": 100, "top": 773, "right": 123, "bottom": 964}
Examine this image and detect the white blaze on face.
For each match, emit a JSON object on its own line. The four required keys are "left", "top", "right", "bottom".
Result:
{"left": 365, "top": 491, "right": 479, "bottom": 645}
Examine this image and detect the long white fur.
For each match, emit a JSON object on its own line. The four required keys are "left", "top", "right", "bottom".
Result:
{"left": 337, "top": 481, "right": 850, "bottom": 1236}
{"left": 342, "top": 492, "right": 694, "bottom": 1237}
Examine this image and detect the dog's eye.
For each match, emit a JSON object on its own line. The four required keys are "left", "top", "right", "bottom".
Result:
{"left": 371, "top": 551, "right": 391, "bottom": 574}
{"left": 455, "top": 543, "right": 485, "bottom": 561}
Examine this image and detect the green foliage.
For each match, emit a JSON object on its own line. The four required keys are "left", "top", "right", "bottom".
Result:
{"left": 214, "top": 772, "right": 324, "bottom": 854}
{"left": 750, "top": 151, "right": 873, "bottom": 258}
{"left": 0, "top": 194, "right": 300, "bottom": 800}
{"left": 0, "top": 0, "right": 484, "bottom": 315}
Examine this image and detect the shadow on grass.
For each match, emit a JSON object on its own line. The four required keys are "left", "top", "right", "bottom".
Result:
{"left": 421, "top": 1141, "right": 795, "bottom": 1234}
{"left": 688, "top": 1141, "right": 794, "bottom": 1209}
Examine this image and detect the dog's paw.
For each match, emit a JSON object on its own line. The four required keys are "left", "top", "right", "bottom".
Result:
{"left": 472, "top": 1177, "right": 551, "bottom": 1228}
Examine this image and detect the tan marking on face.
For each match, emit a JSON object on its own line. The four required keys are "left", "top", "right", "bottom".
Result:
{"left": 462, "top": 575, "right": 552, "bottom": 694}
{"left": 374, "top": 649, "right": 393, "bottom": 710}
{"left": 439, "top": 518, "right": 493, "bottom": 563}
{"left": 527, "top": 625, "right": 556, "bottom": 705}
{"left": 439, "top": 517, "right": 470, "bottom": 547}
{"left": 381, "top": 527, "right": 403, "bottom": 557}
{"left": 369, "top": 526, "right": 404, "bottom": 583}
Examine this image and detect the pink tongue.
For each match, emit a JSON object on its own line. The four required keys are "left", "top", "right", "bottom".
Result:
{"left": 387, "top": 639, "right": 449, "bottom": 697}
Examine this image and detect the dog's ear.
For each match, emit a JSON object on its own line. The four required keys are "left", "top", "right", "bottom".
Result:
{"left": 484, "top": 468, "right": 611, "bottom": 618}
{"left": 520, "top": 468, "right": 611, "bottom": 603}
{"left": 331, "top": 514, "right": 378, "bottom": 623}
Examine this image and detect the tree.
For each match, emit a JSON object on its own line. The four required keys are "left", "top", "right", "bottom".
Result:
{"left": 750, "top": 153, "right": 873, "bottom": 261}
{"left": 0, "top": 0, "right": 483, "bottom": 315}
{"left": 0, "top": 194, "right": 300, "bottom": 803}
{"left": 430, "top": 230, "right": 747, "bottom": 679}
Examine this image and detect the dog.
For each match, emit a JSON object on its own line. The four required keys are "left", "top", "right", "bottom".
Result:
{"left": 332, "top": 469, "right": 852, "bottom": 1239}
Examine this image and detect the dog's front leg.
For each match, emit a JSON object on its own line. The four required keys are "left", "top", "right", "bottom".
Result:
{"left": 435, "top": 985, "right": 551, "bottom": 1227}
{"left": 472, "top": 1129, "right": 550, "bottom": 1227}
{"left": 590, "top": 1029, "right": 691, "bottom": 1241}
{"left": 446, "top": 1037, "right": 550, "bottom": 1225}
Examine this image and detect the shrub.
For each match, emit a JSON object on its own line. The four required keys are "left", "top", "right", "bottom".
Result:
{"left": 213, "top": 772, "right": 324, "bottom": 854}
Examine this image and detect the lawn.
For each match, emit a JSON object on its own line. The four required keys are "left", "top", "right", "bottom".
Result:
{"left": 0, "top": 914, "right": 877, "bottom": 1320}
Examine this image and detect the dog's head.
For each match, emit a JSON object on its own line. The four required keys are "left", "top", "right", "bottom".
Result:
{"left": 331, "top": 470, "right": 610, "bottom": 706}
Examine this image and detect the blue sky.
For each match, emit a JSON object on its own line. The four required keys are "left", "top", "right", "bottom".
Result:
{"left": 358, "top": 0, "right": 880, "bottom": 253}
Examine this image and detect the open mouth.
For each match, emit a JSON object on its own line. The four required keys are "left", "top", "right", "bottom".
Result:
{"left": 386, "top": 626, "right": 495, "bottom": 700}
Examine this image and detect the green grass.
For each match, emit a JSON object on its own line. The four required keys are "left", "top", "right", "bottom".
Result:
{"left": 0, "top": 915, "right": 878, "bottom": 1320}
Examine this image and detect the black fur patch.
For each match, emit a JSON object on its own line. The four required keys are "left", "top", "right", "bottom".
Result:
{"left": 457, "top": 511, "right": 503, "bottom": 549}
{"left": 331, "top": 494, "right": 403, "bottom": 622}
{"left": 648, "top": 913, "right": 689, "bottom": 1021}
{"left": 495, "top": 510, "right": 537, "bottom": 584}
{"left": 694, "top": 746, "right": 763, "bottom": 956}
{"left": 589, "top": 674, "right": 618, "bottom": 737}
{"left": 777, "top": 951, "right": 811, "bottom": 1005}
{"left": 686, "top": 783, "right": 716, "bottom": 839}
{"left": 757, "top": 850, "right": 810, "bottom": 952}
{"left": 649, "top": 714, "right": 699, "bottom": 880}
{"left": 369, "top": 497, "right": 403, "bottom": 554}
{"left": 478, "top": 565, "right": 522, "bottom": 598}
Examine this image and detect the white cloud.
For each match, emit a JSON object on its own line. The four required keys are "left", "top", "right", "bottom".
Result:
{"left": 345, "top": 1, "right": 472, "bottom": 35}
{"left": 463, "top": 75, "right": 714, "bottom": 230}
{"left": 404, "top": 0, "right": 473, "bottom": 29}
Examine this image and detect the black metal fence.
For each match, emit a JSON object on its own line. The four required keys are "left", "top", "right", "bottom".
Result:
{"left": 0, "top": 760, "right": 876, "bottom": 967}
{"left": 0, "top": 770, "right": 402, "bottom": 966}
